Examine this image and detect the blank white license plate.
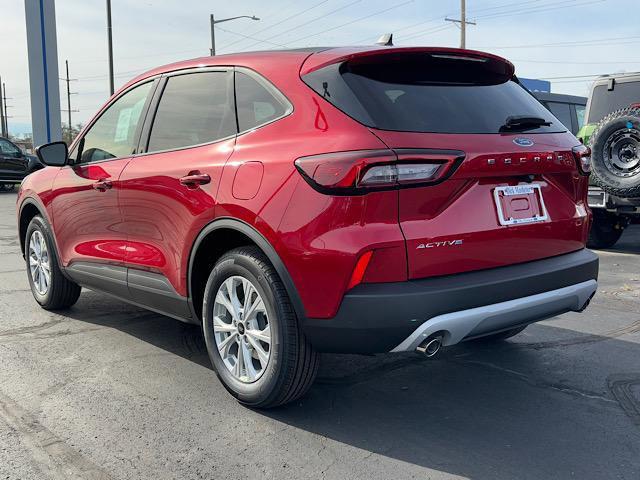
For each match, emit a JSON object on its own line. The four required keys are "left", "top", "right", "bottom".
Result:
{"left": 493, "top": 184, "right": 548, "bottom": 226}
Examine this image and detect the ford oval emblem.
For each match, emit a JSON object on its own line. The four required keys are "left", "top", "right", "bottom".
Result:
{"left": 513, "top": 137, "right": 534, "bottom": 147}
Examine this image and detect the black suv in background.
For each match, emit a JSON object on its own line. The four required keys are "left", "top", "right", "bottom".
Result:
{"left": 0, "top": 137, "right": 41, "bottom": 191}
{"left": 533, "top": 92, "right": 587, "bottom": 136}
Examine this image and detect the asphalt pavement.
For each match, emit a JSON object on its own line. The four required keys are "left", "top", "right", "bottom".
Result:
{"left": 0, "top": 189, "right": 639, "bottom": 480}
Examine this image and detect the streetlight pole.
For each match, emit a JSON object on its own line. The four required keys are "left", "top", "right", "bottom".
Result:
{"left": 210, "top": 14, "right": 260, "bottom": 56}
{"left": 106, "top": 0, "right": 114, "bottom": 95}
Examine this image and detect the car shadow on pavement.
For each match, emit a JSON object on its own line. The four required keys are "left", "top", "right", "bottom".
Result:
{"left": 266, "top": 331, "right": 640, "bottom": 479}
{"left": 595, "top": 224, "right": 640, "bottom": 255}
{"left": 65, "top": 294, "right": 640, "bottom": 480}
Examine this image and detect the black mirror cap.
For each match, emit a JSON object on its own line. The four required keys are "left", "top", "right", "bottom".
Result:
{"left": 36, "top": 141, "right": 68, "bottom": 167}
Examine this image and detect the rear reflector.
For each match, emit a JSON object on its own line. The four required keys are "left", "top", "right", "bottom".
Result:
{"left": 572, "top": 145, "right": 591, "bottom": 175}
{"left": 346, "top": 251, "right": 374, "bottom": 290}
{"left": 295, "top": 149, "right": 463, "bottom": 194}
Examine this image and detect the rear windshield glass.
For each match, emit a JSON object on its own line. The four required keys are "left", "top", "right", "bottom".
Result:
{"left": 303, "top": 52, "right": 563, "bottom": 134}
{"left": 587, "top": 81, "right": 640, "bottom": 124}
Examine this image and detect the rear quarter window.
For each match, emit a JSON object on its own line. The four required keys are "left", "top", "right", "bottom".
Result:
{"left": 235, "top": 71, "right": 290, "bottom": 132}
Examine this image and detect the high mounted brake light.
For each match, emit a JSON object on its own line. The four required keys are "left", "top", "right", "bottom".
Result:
{"left": 294, "top": 149, "right": 463, "bottom": 194}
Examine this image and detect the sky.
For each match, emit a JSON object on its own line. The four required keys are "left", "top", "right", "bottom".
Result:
{"left": 1, "top": 0, "right": 637, "bottom": 136}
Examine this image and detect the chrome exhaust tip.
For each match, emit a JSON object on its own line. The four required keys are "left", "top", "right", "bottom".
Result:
{"left": 416, "top": 335, "right": 443, "bottom": 357}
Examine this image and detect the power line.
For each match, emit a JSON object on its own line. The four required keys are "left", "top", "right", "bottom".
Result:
{"left": 476, "top": 0, "right": 606, "bottom": 20}
{"left": 479, "top": 34, "right": 640, "bottom": 50}
{"left": 401, "top": 24, "right": 455, "bottom": 42}
{"left": 282, "top": 0, "right": 414, "bottom": 46}
{"left": 215, "top": 26, "right": 290, "bottom": 49}
{"left": 222, "top": 0, "right": 329, "bottom": 51}
{"left": 467, "top": 0, "right": 544, "bottom": 15}
{"left": 240, "top": 0, "right": 362, "bottom": 50}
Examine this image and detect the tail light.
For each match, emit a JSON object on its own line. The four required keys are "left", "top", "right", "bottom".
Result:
{"left": 295, "top": 149, "right": 463, "bottom": 194}
{"left": 572, "top": 145, "right": 591, "bottom": 175}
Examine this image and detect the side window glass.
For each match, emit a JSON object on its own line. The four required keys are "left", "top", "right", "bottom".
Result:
{"left": 77, "top": 81, "right": 153, "bottom": 163}
{"left": 235, "top": 71, "right": 288, "bottom": 132}
{"left": 0, "top": 140, "right": 20, "bottom": 155}
{"left": 147, "top": 72, "right": 236, "bottom": 152}
{"left": 547, "top": 102, "right": 572, "bottom": 132}
{"left": 575, "top": 105, "right": 586, "bottom": 130}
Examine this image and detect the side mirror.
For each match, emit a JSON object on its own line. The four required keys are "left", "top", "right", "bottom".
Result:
{"left": 36, "top": 141, "right": 68, "bottom": 167}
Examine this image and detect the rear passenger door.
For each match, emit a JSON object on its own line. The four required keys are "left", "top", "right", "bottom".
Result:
{"left": 118, "top": 69, "right": 237, "bottom": 316}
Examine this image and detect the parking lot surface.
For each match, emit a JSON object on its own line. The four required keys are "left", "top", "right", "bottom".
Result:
{"left": 0, "top": 189, "right": 639, "bottom": 480}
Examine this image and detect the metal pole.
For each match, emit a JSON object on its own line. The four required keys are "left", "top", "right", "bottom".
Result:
{"left": 106, "top": 0, "right": 114, "bottom": 95}
{"left": 65, "top": 60, "right": 72, "bottom": 140}
{"left": 210, "top": 14, "right": 216, "bottom": 56}
{"left": 460, "top": 0, "right": 466, "bottom": 49}
{"left": 3, "top": 83, "right": 9, "bottom": 136}
{"left": 0, "top": 75, "right": 5, "bottom": 137}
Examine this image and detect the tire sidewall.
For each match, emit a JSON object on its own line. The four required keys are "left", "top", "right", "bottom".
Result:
{"left": 591, "top": 115, "right": 640, "bottom": 192}
{"left": 25, "top": 215, "right": 57, "bottom": 306}
{"left": 202, "top": 254, "right": 286, "bottom": 405}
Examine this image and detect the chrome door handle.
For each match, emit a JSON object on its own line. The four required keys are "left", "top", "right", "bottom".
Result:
{"left": 179, "top": 172, "right": 211, "bottom": 187}
{"left": 92, "top": 179, "right": 112, "bottom": 191}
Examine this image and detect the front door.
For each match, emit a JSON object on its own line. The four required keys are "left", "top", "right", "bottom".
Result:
{"left": 51, "top": 80, "right": 155, "bottom": 295}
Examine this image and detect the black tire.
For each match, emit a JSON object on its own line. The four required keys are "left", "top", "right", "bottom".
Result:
{"left": 472, "top": 325, "right": 527, "bottom": 342}
{"left": 590, "top": 108, "right": 640, "bottom": 198}
{"left": 25, "top": 216, "right": 81, "bottom": 310}
{"left": 202, "top": 246, "right": 319, "bottom": 408}
{"left": 587, "top": 211, "right": 625, "bottom": 249}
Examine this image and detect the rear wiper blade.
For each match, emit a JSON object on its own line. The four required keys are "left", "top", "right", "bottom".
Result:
{"left": 499, "top": 115, "right": 551, "bottom": 132}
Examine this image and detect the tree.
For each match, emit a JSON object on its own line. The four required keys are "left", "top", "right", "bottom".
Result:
{"left": 62, "top": 123, "right": 83, "bottom": 144}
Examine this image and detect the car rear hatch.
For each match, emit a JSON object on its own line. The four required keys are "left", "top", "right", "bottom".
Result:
{"left": 302, "top": 47, "right": 590, "bottom": 280}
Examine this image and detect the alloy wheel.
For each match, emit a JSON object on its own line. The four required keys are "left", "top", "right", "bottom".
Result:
{"left": 213, "top": 275, "right": 271, "bottom": 383}
{"left": 28, "top": 230, "right": 51, "bottom": 295}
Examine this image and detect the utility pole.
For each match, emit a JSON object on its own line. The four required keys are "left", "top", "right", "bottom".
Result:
{"left": 106, "top": 0, "right": 114, "bottom": 95}
{"left": 209, "top": 14, "right": 260, "bottom": 56}
{"left": 210, "top": 14, "right": 216, "bottom": 56}
{"left": 0, "top": 75, "right": 5, "bottom": 137}
{"left": 60, "top": 60, "right": 78, "bottom": 143}
{"left": 445, "top": 0, "right": 476, "bottom": 49}
{"left": 2, "top": 83, "right": 10, "bottom": 137}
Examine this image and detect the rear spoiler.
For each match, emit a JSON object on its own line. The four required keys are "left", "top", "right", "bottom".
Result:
{"left": 299, "top": 46, "right": 515, "bottom": 78}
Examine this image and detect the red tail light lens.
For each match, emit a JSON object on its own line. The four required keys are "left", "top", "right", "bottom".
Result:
{"left": 295, "top": 149, "right": 463, "bottom": 194}
{"left": 572, "top": 145, "right": 591, "bottom": 175}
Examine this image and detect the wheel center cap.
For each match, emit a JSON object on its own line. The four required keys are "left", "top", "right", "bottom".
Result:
{"left": 237, "top": 323, "right": 245, "bottom": 335}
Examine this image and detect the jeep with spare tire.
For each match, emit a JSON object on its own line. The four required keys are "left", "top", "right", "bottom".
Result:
{"left": 577, "top": 73, "right": 640, "bottom": 248}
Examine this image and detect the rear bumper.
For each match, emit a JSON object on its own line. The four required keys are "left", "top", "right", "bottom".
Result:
{"left": 303, "top": 249, "right": 599, "bottom": 353}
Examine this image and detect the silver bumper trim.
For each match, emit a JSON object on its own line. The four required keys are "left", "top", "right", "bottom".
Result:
{"left": 390, "top": 279, "right": 597, "bottom": 352}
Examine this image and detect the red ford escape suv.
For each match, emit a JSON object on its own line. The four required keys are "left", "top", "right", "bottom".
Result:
{"left": 18, "top": 47, "right": 598, "bottom": 408}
